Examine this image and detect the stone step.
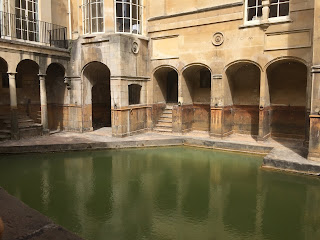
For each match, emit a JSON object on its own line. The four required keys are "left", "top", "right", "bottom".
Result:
{"left": 0, "top": 129, "right": 11, "bottom": 134}
{"left": 153, "top": 127, "right": 172, "bottom": 133}
{"left": 163, "top": 110, "right": 172, "bottom": 114}
{"left": 158, "top": 119, "right": 172, "bottom": 123}
{"left": 0, "top": 135, "right": 10, "bottom": 141}
{"left": 156, "top": 122, "right": 172, "bottom": 128}
{"left": 3, "top": 119, "right": 34, "bottom": 124}
{"left": 165, "top": 105, "right": 174, "bottom": 110}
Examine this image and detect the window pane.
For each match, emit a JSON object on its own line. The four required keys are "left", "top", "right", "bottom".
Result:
{"left": 248, "top": 0, "right": 256, "bottom": 7}
{"left": 132, "top": 4, "right": 137, "bottom": 19}
{"left": 116, "top": 3, "right": 123, "bottom": 17}
{"left": 279, "top": 3, "right": 289, "bottom": 16}
{"left": 92, "top": 3, "right": 97, "bottom": 18}
{"left": 116, "top": 18, "right": 123, "bottom": 32}
{"left": 92, "top": 18, "right": 97, "bottom": 33}
{"left": 269, "top": 4, "right": 278, "bottom": 17}
{"left": 21, "top": 0, "right": 26, "bottom": 9}
{"left": 257, "top": 6, "right": 262, "bottom": 17}
{"left": 16, "top": 0, "right": 20, "bottom": 8}
{"left": 97, "top": 3, "right": 103, "bottom": 17}
{"left": 138, "top": 6, "right": 142, "bottom": 20}
{"left": 98, "top": 18, "right": 103, "bottom": 32}
{"left": 124, "top": 3, "right": 130, "bottom": 17}
{"left": 132, "top": 19, "right": 137, "bottom": 33}
{"left": 124, "top": 18, "right": 130, "bottom": 32}
{"left": 248, "top": 8, "right": 256, "bottom": 21}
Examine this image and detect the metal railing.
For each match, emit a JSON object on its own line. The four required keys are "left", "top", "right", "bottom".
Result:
{"left": 0, "top": 11, "right": 68, "bottom": 49}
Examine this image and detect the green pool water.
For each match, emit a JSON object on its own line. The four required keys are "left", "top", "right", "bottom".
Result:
{"left": 0, "top": 147, "right": 319, "bottom": 240}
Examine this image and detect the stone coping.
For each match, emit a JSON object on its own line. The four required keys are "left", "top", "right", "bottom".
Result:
{"left": 1, "top": 132, "right": 319, "bottom": 176}
{"left": 0, "top": 187, "right": 83, "bottom": 240}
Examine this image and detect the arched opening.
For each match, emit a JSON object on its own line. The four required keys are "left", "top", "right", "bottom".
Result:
{"left": 0, "top": 58, "right": 9, "bottom": 114}
{"left": 16, "top": 59, "right": 40, "bottom": 122}
{"left": 46, "top": 63, "right": 66, "bottom": 131}
{"left": 226, "top": 62, "right": 260, "bottom": 137}
{"left": 182, "top": 64, "right": 211, "bottom": 131}
{"left": 83, "top": 62, "right": 111, "bottom": 130}
{"left": 267, "top": 60, "right": 307, "bottom": 139}
{"left": 153, "top": 67, "right": 178, "bottom": 104}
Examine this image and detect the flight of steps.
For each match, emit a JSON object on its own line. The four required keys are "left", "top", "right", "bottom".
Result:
{"left": 154, "top": 105, "right": 173, "bottom": 133}
{"left": 0, "top": 113, "right": 43, "bottom": 141}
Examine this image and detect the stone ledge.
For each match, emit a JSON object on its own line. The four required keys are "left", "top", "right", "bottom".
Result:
{"left": 0, "top": 187, "right": 83, "bottom": 240}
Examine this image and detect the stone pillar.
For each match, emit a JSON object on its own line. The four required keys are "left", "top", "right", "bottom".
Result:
{"left": 260, "top": 0, "right": 271, "bottom": 31}
{"left": 8, "top": 72, "right": 19, "bottom": 139}
{"left": 258, "top": 70, "right": 271, "bottom": 141}
{"left": 308, "top": 0, "right": 320, "bottom": 161}
{"left": 261, "top": 0, "right": 270, "bottom": 22}
{"left": 210, "top": 74, "right": 225, "bottom": 137}
{"left": 38, "top": 74, "right": 49, "bottom": 133}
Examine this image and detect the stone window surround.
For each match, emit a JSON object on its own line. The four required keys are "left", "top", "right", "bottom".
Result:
{"left": 243, "top": 0, "right": 291, "bottom": 27}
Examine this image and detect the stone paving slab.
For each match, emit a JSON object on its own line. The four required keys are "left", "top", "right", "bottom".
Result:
{"left": 0, "top": 187, "right": 83, "bottom": 240}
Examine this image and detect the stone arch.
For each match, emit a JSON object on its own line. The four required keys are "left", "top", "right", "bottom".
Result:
{"left": 153, "top": 65, "right": 179, "bottom": 104}
{"left": 181, "top": 63, "right": 212, "bottom": 131}
{"left": 225, "top": 59, "right": 263, "bottom": 73}
{"left": 266, "top": 58, "right": 308, "bottom": 139}
{"left": 82, "top": 61, "right": 111, "bottom": 130}
{"left": 264, "top": 56, "right": 308, "bottom": 72}
{"left": 46, "top": 63, "right": 66, "bottom": 131}
{"left": 16, "top": 59, "right": 40, "bottom": 122}
{"left": 225, "top": 60, "right": 261, "bottom": 137}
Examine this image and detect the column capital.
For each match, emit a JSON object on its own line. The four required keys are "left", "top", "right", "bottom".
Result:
{"left": 212, "top": 74, "right": 223, "bottom": 80}
{"left": 7, "top": 72, "right": 17, "bottom": 76}
{"left": 311, "top": 65, "right": 320, "bottom": 73}
{"left": 38, "top": 74, "right": 47, "bottom": 78}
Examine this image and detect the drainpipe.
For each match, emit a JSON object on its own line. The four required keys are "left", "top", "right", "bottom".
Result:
{"left": 68, "top": 0, "right": 72, "bottom": 39}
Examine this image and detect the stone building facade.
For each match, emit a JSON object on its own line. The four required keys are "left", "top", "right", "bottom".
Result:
{"left": 0, "top": 0, "right": 320, "bottom": 161}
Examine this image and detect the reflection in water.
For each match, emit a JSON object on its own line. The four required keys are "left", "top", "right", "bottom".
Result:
{"left": 0, "top": 147, "right": 320, "bottom": 240}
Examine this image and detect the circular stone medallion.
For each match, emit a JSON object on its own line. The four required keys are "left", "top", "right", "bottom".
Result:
{"left": 212, "top": 32, "right": 224, "bottom": 46}
{"left": 132, "top": 41, "right": 139, "bottom": 54}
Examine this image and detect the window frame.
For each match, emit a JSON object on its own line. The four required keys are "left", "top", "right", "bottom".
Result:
{"left": 15, "top": 0, "right": 39, "bottom": 42}
{"left": 268, "top": 0, "right": 290, "bottom": 23}
{"left": 244, "top": 0, "right": 263, "bottom": 25}
{"left": 82, "top": 0, "right": 105, "bottom": 35}
{"left": 244, "top": 0, "right": 290, "bottom": 26}
{"left": 114, "top": 0, "right": 143, "bottom": 35}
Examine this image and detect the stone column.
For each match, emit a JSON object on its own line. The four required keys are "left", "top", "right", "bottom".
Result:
{"left": 308, "top": 0, "right": 320, "bottom": 161}
{"left": 261, "top": 0, "right": 270, "bottom": 21}
{"left": 258, "top": 71, "right": 271, "bottom": 141}
{"left": 39, "top": 74, "right": 49, "bottom": 133}
{"left": 210, "top": 74, "right": 225, "bottom": 137}
{"left": 8, "top": 72, "right": 19, "bottom": 139}
{"left": 260, "top": 0, "right": 271, "bottom": 31}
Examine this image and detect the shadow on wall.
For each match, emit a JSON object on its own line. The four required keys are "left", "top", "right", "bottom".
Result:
{"left": 83, "top": 62, "right": 111, "bottom": 130}
{"left": 226, "top": 63, "right": 260, "bottom": 137}
{"left": 267, "top": 60, "right": 307, "bottom": 139}
{"left": 46, "top": 63, "right": 66, "bottom": 131}
{"left": 16, "top": 60, "right": 40, "bottom": 122}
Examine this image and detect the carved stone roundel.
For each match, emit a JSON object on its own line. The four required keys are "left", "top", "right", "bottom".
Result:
{"left": 132, "top": 41, "right": 139, "bottom": 54}
{"left": 212, "top": 32, "right": 224, "bottom": 46}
